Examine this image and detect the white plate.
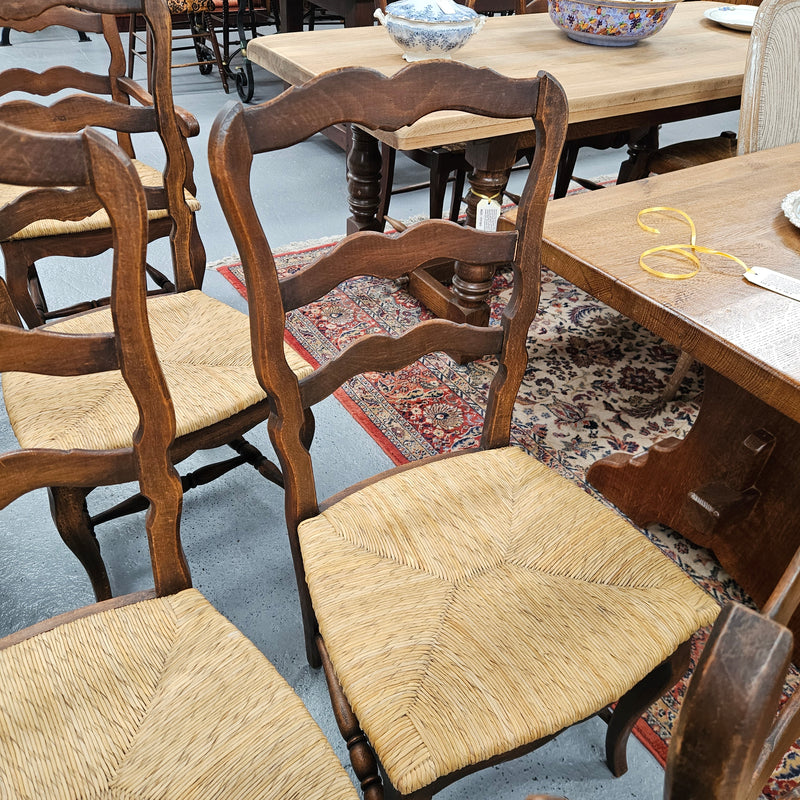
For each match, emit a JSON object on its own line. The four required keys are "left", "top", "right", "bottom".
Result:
{"left": 781, "top": 189, "right": 800, "bottom": 229}
{"left": 704, "top": 4, "right": 758, "bottom": 30}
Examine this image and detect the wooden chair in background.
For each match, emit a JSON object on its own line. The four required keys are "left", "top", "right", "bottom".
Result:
{"left": 643, "top": 0, "right": 799, "bottom": 173}
{"left": 211, "top": 61, "right": 720, "bottom": 800}
{"left": 128, "top": 0, "right": 230, "bottom": 94}
{"left": 0, "top": 122, "right": 360, "bottom": 800}
{"left": 0, "top": 0, "right": 204, "bottom": 328}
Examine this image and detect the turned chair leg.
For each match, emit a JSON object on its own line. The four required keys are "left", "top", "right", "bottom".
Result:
{"left": 605, "top": 638, "right": 692, "bottom": 776}
{"left": 48, "top": 486, "right": 112, "bottom": 601}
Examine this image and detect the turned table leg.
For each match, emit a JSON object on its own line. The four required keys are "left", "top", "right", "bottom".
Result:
{"left": 405, "top": 133, "right": 520, "bottom": 325}
{"left": 587, "top": 367, "right": 800, "bottom": 657}
{"left": 346, "top": 125, "right": 383, "bottom": 234}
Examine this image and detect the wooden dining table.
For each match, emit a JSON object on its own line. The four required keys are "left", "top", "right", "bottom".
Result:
{"left": 540, "top": 141, "right": 800, "bottom": 650}
{"left": 249, "top": 3, "right": 749, "bottom": 323}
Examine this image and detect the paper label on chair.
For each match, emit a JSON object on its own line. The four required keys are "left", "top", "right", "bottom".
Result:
{"left": 744, "top": 267, "right": 800, "bottom": 302}
{"left": 476, "top": 197, "right": 501, "bottom": 232}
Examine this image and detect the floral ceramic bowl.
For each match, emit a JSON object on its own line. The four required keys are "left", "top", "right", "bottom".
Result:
{"left": 374, "top": 0, "right": 486, "bottom": 61}
{"left": 548, "top": 0, "right": 682, "bottom": 46}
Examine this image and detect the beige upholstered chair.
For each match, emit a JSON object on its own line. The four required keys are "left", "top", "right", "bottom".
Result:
{"left": 647, "top": 0, "right": 800, "bottom": 173}
{"left": 0, "top": 0, "right": 205, "bottom": 329}
{"left": 210, "top": 61, "right": 720, "bottom": 800}
{"left": 0, "top": 122, "right": 357, "bottom": 800}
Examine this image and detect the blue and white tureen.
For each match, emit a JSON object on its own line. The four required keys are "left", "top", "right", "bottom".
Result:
{"left": 374, "top": 0, "right": 486, "bottom": 61}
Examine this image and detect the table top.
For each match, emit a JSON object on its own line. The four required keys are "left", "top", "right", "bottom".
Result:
{"left": 249, "top": 2, "right": 750, "bottom": 149}
{"left": 542, "top": 142, "right": 800, "bottom": 423}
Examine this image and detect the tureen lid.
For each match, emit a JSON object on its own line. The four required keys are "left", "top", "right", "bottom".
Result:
{"left": 383, "top": 0, "right": 480, "bottom": 22}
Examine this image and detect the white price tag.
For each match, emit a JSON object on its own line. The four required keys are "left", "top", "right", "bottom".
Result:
{"left": 475, "top": 197, "right": 501, "bottom": 232}
{"left": 744, "top": 266, "right": 800, "bottom": 302}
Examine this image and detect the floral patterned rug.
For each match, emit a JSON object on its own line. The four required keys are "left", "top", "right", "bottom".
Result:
{"left": 217, "top": 243, "right": 799, "bottom": 797}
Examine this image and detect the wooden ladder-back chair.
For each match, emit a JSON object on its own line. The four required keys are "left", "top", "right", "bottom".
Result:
{"left": 0, "top": 0, "right": 205, "bottom": 328}
{"left": 0, "top": 121, "right": 360, "bottom": 800}
{"left": 529, "top": 600, "right": 800, "bottom": 799}
{"left": 210, "top": 61, "right": 721, "bottom": 800}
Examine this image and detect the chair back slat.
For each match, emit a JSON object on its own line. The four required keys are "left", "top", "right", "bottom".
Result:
{"left": 241, "top": 63, "right": 544, "bottom": 154}
{"left": 300, "top": 322, "right": 505, "bottom": 409}
{"left": 0, "top": 123, "right": 189, "bottom": 596}
{"left": 0, "top": 6, "right": 105, "bottom": 33}
{"left": 0, "top": 68, "right": 112, "bottom": 98}
{"left": 0, "top": 96, "right": 157, "bottom": 134}
{"left": 1, "top": 0, "right": 147, "bottom": 19}
{"left": 281, "top": 224, "right": 518, "bottom": 312}
{"left": 0, "top": 326, "right": 117, "bottom": 375}
{"left": 0, "top": 186, "right": 108, "bottom": 240}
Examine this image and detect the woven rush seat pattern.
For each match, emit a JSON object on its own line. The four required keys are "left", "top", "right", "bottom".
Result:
{"left": 299, "top": 446, "right": 720, "bottom": 795}
{"left": 0, "top": 588, "right": 359, "bottom": 800}
{"left": 0, "top": 161, "right": 201, "bottom": 242}
{"left": 3, "top": 290, "right": 313, "bottom": 451}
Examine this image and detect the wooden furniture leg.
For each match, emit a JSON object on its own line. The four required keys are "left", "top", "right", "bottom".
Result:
{"left": 605, "top": 639, "right": 692, "bottom": 776}
{"left": 587, "top": 367, "right": 800, "bottom": 658}
{"left": 48, "top": 486, "right": 112, "bottom": 601}
{"left": 616, "top": 125, "right": 660, "bottom": 184}
{"left": 406, "top": 133, "right": 520, "bottom": 325}
{"left": 347, "top": 126, "right": 383, "bottom": 234}
{"left": 277, "top": 0, "right": 304, "bottom": 30}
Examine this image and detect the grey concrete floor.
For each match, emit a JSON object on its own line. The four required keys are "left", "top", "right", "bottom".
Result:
{"left": 0, "top": 20, "right": 740, "bottom": 800}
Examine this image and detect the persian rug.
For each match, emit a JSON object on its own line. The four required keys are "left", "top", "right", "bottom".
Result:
{"left": 217, "top": 241, "right": 800, "bottom": 797}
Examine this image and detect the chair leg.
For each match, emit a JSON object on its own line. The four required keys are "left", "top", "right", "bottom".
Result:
{"left": 318, "top": 635, "right": 385, "bottom": 800}
{"left": 448, "top": 169, "right": 466, "bottom": 222}
{"left": 428, "top": 157, "right": 450, "bottom": 220}
{"left": 127, "top": 13, "right": 138, "bottom": 79}
{"left": 377, "top": 143, "right": 397, "bottom": 227}
{"left": 48, "top": 486, "right": 112, "bottom": 601}
{"left": 191, "top": 12, "right": 229, "bottom": 93}
{"left": 553, "top": 141, "right": 580, "bottom": 199}
{"left": 604, "top": 638, "right": 692, "bottom": 776}
{"left": 661, "top": 350, "right": 695, "bottom": 403}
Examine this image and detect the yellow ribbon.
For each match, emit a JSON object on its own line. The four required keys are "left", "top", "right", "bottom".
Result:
{"left": 470, "top": 188, "right": 501, "bottom": 202}
{"left": 637, "top": 206, "right": 750, "bottom": 279}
